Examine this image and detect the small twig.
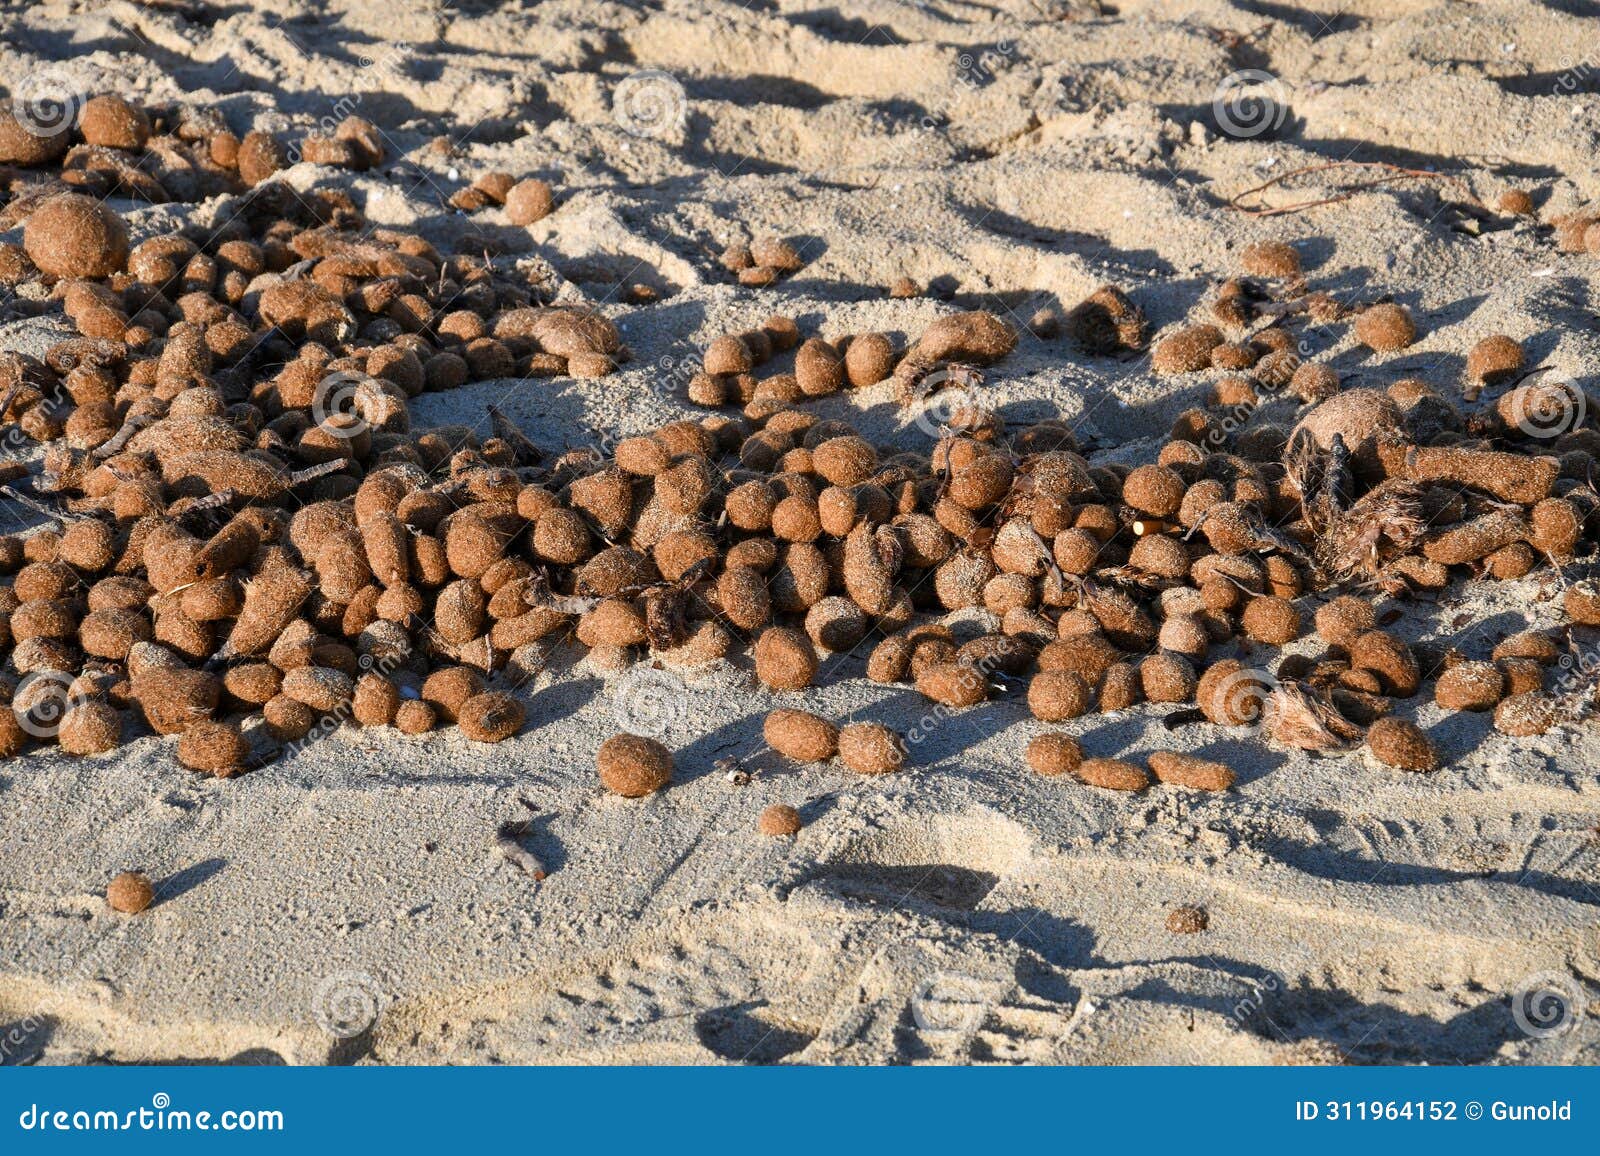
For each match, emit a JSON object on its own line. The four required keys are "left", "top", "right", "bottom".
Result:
{"left": 493, "top": 797, "right": 549, "bottom": 880}
{"left": 284, "top": 459, "right": 349, "bottom": 488}
{"left": 177, "top": 488, "right": 239, "bottom": 515}
{"left": 1228, "top": 161, "right": 1486, "bottom": 217}
{"left": 92, "top": 412, "right": 156, "bottom": 459}
{"left": 0, "top": 377, "right": 24, "bottom": 419}
{"left": 0, "top": 483, "right": 65, "bottom": 524}
{"left": 487, "top": 404, "right": 542, "bottom": 466}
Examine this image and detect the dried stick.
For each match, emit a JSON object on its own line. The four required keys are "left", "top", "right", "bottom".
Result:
{"left": 1228, "top": 161, "right": 1486, "bottom": 217}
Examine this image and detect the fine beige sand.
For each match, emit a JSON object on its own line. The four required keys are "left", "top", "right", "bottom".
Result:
{"left": 2, "top": 0, "right": 1599, "bottom": 1064}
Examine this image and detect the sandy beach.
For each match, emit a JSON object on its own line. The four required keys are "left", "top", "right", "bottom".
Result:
{"left": 1, "top": 0, "right": 1598, "bottom": 1065}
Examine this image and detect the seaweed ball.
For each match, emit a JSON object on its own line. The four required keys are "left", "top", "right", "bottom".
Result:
{"left": 79, "top": 94, "right": 151, "bottom": 150}
{"left": 758, "top": 804, "right": 803, "bottom": 836}
{"left": 23, "top": 194, "right": 129, "bottom": 279}
{"left": 106, "top": 871, "right": 154, "bottom": 914}
{"left": 1353, "top": 303, "right": 1416, "bottom": 353}
{"left": 597, "top": 733, "right": 673, "bottom": 797}
{"left": 1366, "top": 716, "right": 1438, "bottom": 772}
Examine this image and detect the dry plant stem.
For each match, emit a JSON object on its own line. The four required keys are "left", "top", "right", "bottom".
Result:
{"left": 487, "top": 404, "right": 542, "bottom": 465}
{"left": 1229, "top": 161, "right": 1486, "bottom": 217}
{"left": 0, "top": 483, "right": 64, "bottom": 523}
{"left": 92, "top": 412, "right": 156, "bottom": 459}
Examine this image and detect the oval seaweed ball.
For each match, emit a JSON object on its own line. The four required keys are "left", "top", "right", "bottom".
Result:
{"left": 1241, "top": 596, "right": 1300, "bottom": 645}
{"left": 1465, "top": 335, "right": 1523, "bottom": 387}
{"left": 395, "top": 699, "right": 437, "bottom": 735}
{"left": 23, "top": 194, "right": 130, "bottom": 279}
{"left": 177, "top": 720, "right": 250, "bottom": 776}
{"left": 916, "top": 662, "right": 988, "bottom": 708}
{"left": 597, "top": 733, "right": 673, "bottom": 797}
{"left": 1366, "top": 717, "right": 1438, "bottom": 772}
{"left": 837, "top": 722, "right": 906, "bottom": 774}
{"left": 106, "top": 871, "right": 154, "bottom": 914}
{"left": 754, "top": 626, "right": 819, "bottom": 690}
{"left": 1435, "top": 661, "right": 1505, "bottom": 711}
{"left": 1147, "top": 751, "right": 1235, "bottom": 791}
{"left": 57, "top": 701, "right": 122, "bottom": 755}
{"left": 457, "top": 692, "right": 524, "bottom": 742}
{"left": 0, "top": 107, "right": 70, "bottom": 165}
{"left": 844, "top": 333, "right": 895, "bottom": 386}
{"left": 352, "top": 672, "right": 400, "bottom": 726}
{"left": 1315, "top": 595, "right": 1376, "bottom": 647}
{"left": 79, "top": 94, "right": 151, "bottom": 150}
{"left": 1240, "top": 241, "right": 1301, "bottom": 279}
{"left": 1151, "top": 325, "right": 1223, "bottom": 374}
{"left": 1076, "top": 757, "right": 1151, "bottom": 791}
{"left": 794, "top": 338, "right": 845, "bottom": 397}
{"left": 764, "top": 708, "right": 838, "bottom": 762}
{"left": 812, "top": 436, "right": 877, "bottom": 486}
{"left": 1166, "top": 906, "right": 1209, "bottom": 934}
{"left": 1353, "top": 303, "right": 1416, "bottom": 353}
{"left": 704, "top": 335, "right": 754, "bottom": 376}
{"left": 1139, "top": 653, "right": 1196, "bottom": 703}
{"left": 758, "top": 803, "right": 803, "bottom": 836}
{"left": 0, "top": 708, "right": 28, "bottom": 758}
{"left": 1494, "top": 691, "right": 1557, "bottom": 737}
{"left": 505, "top": 178, "right": 555, "bottom": 225}
{"left": 1498, "top": 189, "right": 1534, "bottom": 216}
{"left": 1196, "top": 660, "right": 1270, "bottom": 726}
{"left": 1026, "top": 733, "right": 1083, "bottom": 777}
{"left": 237, "top": 130, "right": 289, "bottom": 185}
{"left": 1027, "top": 670, "right": 1092, "bottom": 721}
{"left": 1348, "top": 631, "right": 1420, "bottom": 696}
{"left": 1563, "top": 579, "right": 1600, "bottom": 626}
{"left": 1122, "top": 465, "right": 1186, "bottom": 519}
{"left": 263, "top": 695, "right": 317, "bottom": 741}
{"left": 421, "top": 667, "right": 484, "bottom": 723}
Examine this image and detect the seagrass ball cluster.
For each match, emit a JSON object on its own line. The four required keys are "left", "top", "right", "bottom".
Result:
{"left": 3, "top": 91, "right": 1598, "bottom": 812}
